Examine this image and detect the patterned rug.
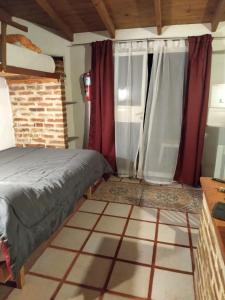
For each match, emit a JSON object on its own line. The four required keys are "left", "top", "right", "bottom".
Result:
{"left": 91, "top": 179, "right": 202, "bottom": 214}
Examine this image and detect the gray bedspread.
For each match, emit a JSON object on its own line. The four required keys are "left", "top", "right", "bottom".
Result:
{"left": 0, "top": 147, "right": 112, "bottom": 277}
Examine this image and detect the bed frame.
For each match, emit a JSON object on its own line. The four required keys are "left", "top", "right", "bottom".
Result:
{"left": 0, "top": 22, "right": 60, "bottom": 80}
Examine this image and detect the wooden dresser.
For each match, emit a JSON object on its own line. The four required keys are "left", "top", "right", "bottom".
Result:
{"left": 194, "top": 177, "right": 225, "bottom": 300}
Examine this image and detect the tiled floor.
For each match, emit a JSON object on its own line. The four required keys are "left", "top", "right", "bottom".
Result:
{"left": 4, "top": 196, "right": 199, "bottom": 300}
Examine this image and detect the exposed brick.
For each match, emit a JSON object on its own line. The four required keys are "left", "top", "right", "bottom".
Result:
{"left": 10, "top": 86, "right": 25, "bottom": 91}
{"left": 9, "top": 58, "right": 68, "bottom": 149}
{"left": 29, "top": 108, "right": 45, "bottom": 112}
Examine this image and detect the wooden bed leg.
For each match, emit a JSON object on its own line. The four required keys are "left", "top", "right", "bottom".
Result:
{"left": 86, "top": 187, "right": 92, "bottom": 199}
{"left": 16, "top": 266, "right": 25, "bottom": 289}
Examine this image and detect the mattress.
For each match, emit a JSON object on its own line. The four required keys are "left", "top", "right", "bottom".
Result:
{"left": 0, "top": 147, "right": 112, "bottom": 277}
{"left": 2, "top": 43, "right": 55, "bottom": 73}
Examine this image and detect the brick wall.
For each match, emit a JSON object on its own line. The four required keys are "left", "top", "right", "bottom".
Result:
{"left": 194, "top": 194, "right": 225, "bottom": 300}
{"left": 8, "top": 58, "right": 68, "bottom": 149}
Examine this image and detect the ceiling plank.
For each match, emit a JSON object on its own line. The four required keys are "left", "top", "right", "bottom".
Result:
{"left": 0, "top": 7, "right": 28, "bottom": 32}
{"left": 35, "top": 0, "right": 73, "bottom": 41}
{"left": 91, "top": 0, "right": 115, "bottom": 38}
{"left": 153, "top": 0, "right": 162, "bottom": 35}
{"left": 211, "top": 0, "right": 225, "bottom": 32}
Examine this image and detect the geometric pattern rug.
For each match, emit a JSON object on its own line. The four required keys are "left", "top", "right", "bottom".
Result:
{"left": 91, "top": 177, "right": 202, "bottom": 214}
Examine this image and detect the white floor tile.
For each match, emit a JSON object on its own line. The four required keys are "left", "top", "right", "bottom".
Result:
{"left": 118, "top": 237, "right": 154, "bottom": 264}
{"left": 160, "top": 210, "right": 187, "bottom": 226}
{"left": 188, "top": 213, "right": 200, "bottom": 228}
{"left": 125, "top": 220, "right": 156, "bottom": 240}
{"left": 155, "top": 243, "right": 192, "bottom": 272}
{"left": 83, "top": 232, "right": 120, "bottom": 257}
{"left": 51, "top": 227, "right": 89, "bottom": 250}
{"left": 79, "top": 200, "right": 107, "bottom": 214}
{"left": 191, "top": 228, "right": 199, "bottom": 247}
{"left": 107, "top": 261, "right": 151, "bottom": 298}
{"left": 152, "top": 269, "right": 195, "bottom": 300}
{"left": 31, "top": 248, "right": 75, "bottom": 279}
{"left": 67, "top": 254, "right": 112, "bottom": 288}
{"left": 157, "top": 224, "right": 190, "bottom": 246}
{"left": 103, "top": 293, "right": 132, "bottom": 300}
{"left": 131, "top": 206, "right": 157, "bottom": 222}
{"left": 95, "top": 216, "right": 126, "bottom": 235}
{"left": 104, "top": 203, "right": 131, "bottom": 218}
{"left": 67, "top": 212, "right": 99, "bottom": 229}
{"left": 55, "top": 283, "right": 100, "bottom": 300}
{"left": 7, "top": 275, "right": 58, "bottom": 300}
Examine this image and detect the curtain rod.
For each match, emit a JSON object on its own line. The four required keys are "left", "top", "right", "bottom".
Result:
{"left": 69, "top": 36, "right": 225, "bottom": 47}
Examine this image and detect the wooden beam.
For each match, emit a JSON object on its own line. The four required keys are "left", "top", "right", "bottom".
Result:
{"left": 0, "top": 64, "right": 60, "bottom": 79}
{"left": 153, "top": 0, "right": 162, "bottom": 35}
{"left": 35, "top": 0, "right": 73, "bottom": 41}
{"left": 91, "top": 0, "right": 115, "bottom": 38}
{"left": 1, "top": 22, "right": 7, "bottom": 71}
{"left": 211, "top": 0, "right": 225, "bottom": 32}
{"left": 0, "top": 7, "right": 28, "bottom": 32}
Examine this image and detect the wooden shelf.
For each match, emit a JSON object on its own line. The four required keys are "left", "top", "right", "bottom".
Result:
{"left": 64, "top": 101, "right": 78, "bottom": 105}
{"left": 68, "top": 136, "right": 79, "bottom": 143}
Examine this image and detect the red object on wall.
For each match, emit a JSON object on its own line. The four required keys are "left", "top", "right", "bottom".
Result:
{"left": 174, "top": 34, "right": 213, "bottom": 186}
{"left": 88, "top": 40, "right": 116, "bottom": 171}
{"left": 82, "top": 71, "right": 92, "bottom": 101}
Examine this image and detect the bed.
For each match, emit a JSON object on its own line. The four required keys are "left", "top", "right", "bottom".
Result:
{"left": 4, "top": 43, "right": 55, "bottom": 73}
{"left": 0, "top": 22, "right": 59, "bottom": 79}
{"left": 0, "top": 147, "right": 112, "bottom": 282}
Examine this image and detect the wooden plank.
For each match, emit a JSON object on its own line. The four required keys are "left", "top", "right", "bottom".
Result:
{"left": 211, "top": 0, "right": 225, "bottom": 32}
{"left": 0, "top": 64, "right": 60, "bottom": 79}
{"left": 91, "top": 0, "right": 115, "bottom": 38}
{"left": 0, "top": 22, "right": 7, "bottom": 71}
{"left": 0, "top": 7, "right": 28, "bottom": 32}
{"left": 35, "top": 0, "right": 73, "bottom": 41}
{"left": 153, "top": 0, "right": 162, "bottom": 35}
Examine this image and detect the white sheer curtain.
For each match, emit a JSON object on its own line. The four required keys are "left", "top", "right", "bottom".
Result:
{"left": 138, "top": 40, "right": 187, "bottom": 183}
{"left": 114, "top": 41, "right": 148, "bottom": 177}
{"left": 0, "top": 77, "right": 15, "bottom": 150}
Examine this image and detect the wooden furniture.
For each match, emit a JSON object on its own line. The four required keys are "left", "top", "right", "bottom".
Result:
{"left": 0, "top": 21, "right": 60, "bottom": 80}
{"left": 194, "top": 177, "right": 225, "bottom": 300}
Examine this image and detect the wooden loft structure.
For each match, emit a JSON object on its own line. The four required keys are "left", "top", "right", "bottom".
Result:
{"left": 0, "top": 6, "right": 60, "bottom": 80}
{"left": 0, "top": 0, "right": 225, "bottom": 42}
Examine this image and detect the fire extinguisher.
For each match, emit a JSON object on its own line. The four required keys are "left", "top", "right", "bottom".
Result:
{"left": 82, "top": 71, "right": 92, "bottom": 101}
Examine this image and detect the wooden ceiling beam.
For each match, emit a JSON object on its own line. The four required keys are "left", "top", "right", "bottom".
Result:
{"left": 91, "top": 0, "right": 115, "bottom": 38}
{"left": 211, "top": 0, "right": 225, "bottom": 32}
{"left": 35, "top": 0, "right": 73, "bottom": 41}
{"left": 153, "top": 0, "right": 162, "bottom": 35}
{"left": 0, "top": 7, "right": 28, "bottom": 32}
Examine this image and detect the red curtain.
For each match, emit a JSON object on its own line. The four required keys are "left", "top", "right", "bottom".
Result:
{"left": 88, "top": 40, "right": 116, "bottom": 171}
{"left": 174, "top": 34, "right": 213, "bottom": 186}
